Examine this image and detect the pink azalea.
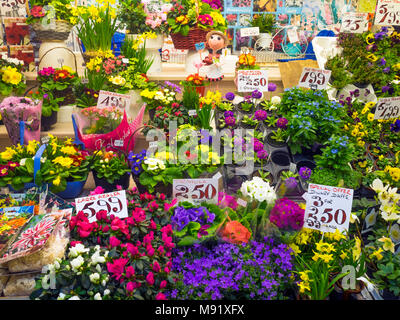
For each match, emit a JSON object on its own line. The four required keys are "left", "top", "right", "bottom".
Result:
{"left": 152, "top": 261, "right": 161, "bottom": 273}
{"left": 109, "top": 236, "right": 121, "bottom": 248}
{"left": 146, "top": 272, "right": 155, "bottom": 286}
{"left": 125, "top": 265, "right": 135, "bottom": 278}
{"left": 159, "top": 280, "right": 167, "bottom": 289}
{"left": 156, "top": 292, "right": 167, "bottom": 300}
{"left": 107, "top": 258, "right": 129, "bottom": 281}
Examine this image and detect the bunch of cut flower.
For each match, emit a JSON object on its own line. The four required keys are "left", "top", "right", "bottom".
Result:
{"left": 78, "top": 106, "right": 124, "bottom": 135}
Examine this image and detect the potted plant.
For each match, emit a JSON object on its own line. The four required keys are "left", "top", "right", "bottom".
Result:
{"left": 184, "top": 73, "right": 208, "bottom": 97}
{"left": 237, "top": 96, "right": 254, "bottom": 114}
{"left": 266, "top": 128, "right": 288, "bottom": 148}
{"left": 249, "top": 14, "right": 276, "bottom": 50}
{"left": 0, "top": 54, "right": 26, "bottom": 101}
{"left": 195, "top": 90, "right": 222, "bottom": 130}
{"left": 90, "top": 150, "right": 131, "bottom": 193}
{"left": 30, "top": 90, "right": 63, "bottom": 131}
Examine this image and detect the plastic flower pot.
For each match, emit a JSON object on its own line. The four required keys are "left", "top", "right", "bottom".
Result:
{"left": 132, "top": 174, "right": 172, "bottom": 198}
{"left": 93, "top": 171, "right": 131, "bottom": 193}
{"left": 148, "top": 108, "right": 156, "bottom": 121}
{"left": 56, "top": 179, "right": 87, "bottom": 199}
{"left": 195, "top": 86, "right": 206, "bottom": 97}
{"left": 296, "top": 160, "right": 316, "bottom": 173}
{"left": 41, "top": 111, "right": 58, "bottom": 132}
{"left": 271, "top": 150, "right": 291, "bottom": 167}
{"left": 251, "top": 167, "right": 274, "bottom": 185}
{"left": 8, "top": 182, "right": 36, "bottom": 192}
{"left": 266, "top": 132, "right": 287, "bottom": 148}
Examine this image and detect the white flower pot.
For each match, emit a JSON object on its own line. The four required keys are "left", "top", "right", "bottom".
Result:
{"left": 38, "top": 41, "right": 76, "bottom": 71}
{"left": 257, "top": 33, "right": 273, "bottom": 50}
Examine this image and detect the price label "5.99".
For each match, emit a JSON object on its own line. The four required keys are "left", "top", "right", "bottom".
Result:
{"left": 375, "top": 0, "right": 400, "bottom": 26}
{"left": 75, "top": 190, "right": 129, "bottom": 223}
{"left": 304, "top": 184, "right": 353, "bottom": 234}
{"left": 298, "top": 67, "right": 331, "bottom": 90}
{"left": 374, "top": 96, "right": 400, "bottom": 120}
{"left": 173, "top": 178, "right": 218, "bottom": 205}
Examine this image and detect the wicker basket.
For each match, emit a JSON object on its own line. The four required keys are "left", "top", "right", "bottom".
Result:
{"left": 31, "top": 20, "right": 73, "bottom": 42}
{"left": 170, "top": 27, "right": 209, "bottom": 50}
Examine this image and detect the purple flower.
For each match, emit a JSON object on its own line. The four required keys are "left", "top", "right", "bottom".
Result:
{"left": 225, "top": 116, "right": 236, "bottom": 127}
{"left": 284, "top": 177, "right": 298, "bottom": 190}
{"left": 253, "top": 139, "right": 264, "bottom": 152}
{"left": 251, "top": 90, "right": 262, "bottom": 99}
{"left": 198, "top": 225, "right": 210, "bottom": 239}
{"left": 224, "top": 111, "right": 234, "bottom": 118}
{"left": 374, "top": 32, "right": 385, "bottom": 40}
{"left": 225, "top": 92, "right": 235, "bottom": 101}
{"left": 276, "top": 117, "right": 288, "bottom": 129}
{"left": 43, "top": 93, "right": 49, "bottom": 99}
{"left": 383, "top": 67, "right": 390, "bottom": 73}
{"left": 268, "top": 83, "right": 277, "bottom": 92}
{"left": 379, "top": 58, "right": 386, "bottom": 66}
{"left": 390, "top": 119, "right": 400, "bottom": 133}
{"left": 257, "top": 149, "right": 269, "bottom": 160}
{"left": 382, "top": 85, "right": 391, "bottom": 93}
{"left": 299, "top": 167, "right": 312, "bottom": 180}
{"left": 254, "top": 110, "right": 268, "bottom": 121}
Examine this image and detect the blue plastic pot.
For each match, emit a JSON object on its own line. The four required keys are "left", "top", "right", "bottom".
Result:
{"left": 56, "top": 179, "right": 87, "bottom": 199}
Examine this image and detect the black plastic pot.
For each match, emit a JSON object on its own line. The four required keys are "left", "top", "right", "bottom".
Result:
{"left": 360, "top": 185, "right": 377, "bottom": 199}
{"left": 271, "top": 150, "right": 291, "bottom": 167}
{"left": 93, "top": 171, "right": 131, "bottom": 193}
{"left": 266, "top": 132, "right": 287, "bottom": 148}
{"left": 41, "top": 111, "right": 58, "bottom": 131}
{"left": 148, "top": 108, "right": 156, "bottom": 121}
{"left": 296, "top": 160, "right": 317, "bottom": 172}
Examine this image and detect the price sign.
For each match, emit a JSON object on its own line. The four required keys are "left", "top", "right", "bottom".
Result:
{"left": 340, "top": 12, "right": 369, "bottom": 33}
{"left": 188, "top": 109, "right": 197, "bottom": 116}
{"left": 173, "top": 178, "right": 219, "bottom": 205}
{"left": 237, "top": 70, "right": 268, "bottom": 93}
{"left": 298, "top": 67, "right": 331, "bottom": 90}
{"left": 375, "top": 0, "right": 400, "bottom": 26}
{"left": 75, "top": 190, "right": 129, "bottom": 223}
{"left": 240, "top": 27, "right": 260, "bottom": 37}
{"left": 97, "top": 90, "right": 132, "bottom": 110}
{"left": 0, "top": 0, "right": 27, "bottom": 15}
{"left": 304, "top": 184, "right": 354, "bottom": 234}
{"left": 374, "top": 96, "right": 400, "bottom": 120}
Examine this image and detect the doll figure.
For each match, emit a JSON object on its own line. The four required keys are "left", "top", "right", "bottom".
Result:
{"left": 202, "top": 30, "right": 229, "bottom": 90}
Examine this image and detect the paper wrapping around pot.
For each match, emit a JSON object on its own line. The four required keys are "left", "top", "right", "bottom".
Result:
{"left": 312, "top": 36, "right": 342, "bottom": 70}
{"left": 3, "top": 273, "right": 38, "bottom": 297}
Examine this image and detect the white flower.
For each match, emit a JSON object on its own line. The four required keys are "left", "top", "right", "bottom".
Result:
{"left": 57, "top": 293, "right": 66, "bottom": 300}
{"left": 69, "top": 243, "right": 89, "bottom": 258}
{"left": 94, "top": 293, "right": 102, "bottom": 300}
{"left": 96, "top": 264, "right": 102, "bottom": 273}
{"left": 68, "top": 296, "right": 80, "bottom": 300}
{"left": 371, "top": 178, "right": 388, "bottom": 194}
{"left": 70, "top": 256, "right": 85, "bottom": 271}
{"left": 89, "top": 273, "right": 100, "bottom": 284}
{"left": 19, "top": 158, "right": 27, "bottom": 166}
{"left": 91, "top": 251, "right": 105, "bottom": 265}
{"left": 40, "top": 157, "right": 47, "bottom": 163}
{"left": 240, "top": 177, "right": 276, "bottom": 204}
{"left": 104, "top": 289, "right": 110, "bottom": 296}
{"left": 271, "top": 96, "right": 281, "bottom": 105}
{"left": 101, "top": 280, "right": 107, "bottom": 286}
{"left": 365, "top": 209, "right": 377, "bottom": 228}
{"left": 390, "top": 224, "right": 400, "bottom": 244}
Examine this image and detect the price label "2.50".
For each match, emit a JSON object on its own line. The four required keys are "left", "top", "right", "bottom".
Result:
{"left": 298, "top": 67, "right": 331, "bottom": 90}
{"left": 75, "top": 190, "right": 129, "bottom": 223}
{"left": 304, "top": 184, "right": 354, "bottom": 234}
{"left": 374, "top": 96, "right": 400, "bottom": 120}
{"left": 173, "top": 178, "right": 218, "bottom": 205}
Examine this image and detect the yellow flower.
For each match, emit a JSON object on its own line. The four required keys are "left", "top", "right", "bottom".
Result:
{"left": 27, "top": 140, "right": 39, "bottom": 155}
{"left": 351, "top": 128, "right": 359, "bottom": 137}
{"left": 1, "top": 66, "right": 22, "bottom": 85}
{"left": 109, "top": 75, "right": 126, "bottom": 86}
{"left": 299, "top": 271, "right": 311, "bottom": 282}
{"left": 315, "top": 240, "right": 336, "bottom": 253}
{"left": 298, "top": 281, "right": 311, "bottom": 294}
{"left": 367, "top": 113, "right": 375, "bottom": 122}
{"left": 1, "top": 147, "right": 16, "bottom": 161}
{"left": 378, "top": 236, "right": 395, "bottom": 253}
{"left": 87, "top": 5, "right": 99, "bottom": 18}
{"left": 357, "top": 139, "right": 365, "bottom": 148}
{"left": 366, "top": 53, "right": 378, "bottom": 62}
{"left": 61, "top": 146, "right": 77, "bottom": 156}
{"left": 53, "top": 157, "right": 74, "bottom": 169}
{"left": 366, "top": 33, "right": 375, "bottom": 45}
{"left": 53, "top": 176, "right": 61, "bottom": 186}
{"left": 289, "top": 243, "right": 301, "bottom": 255}
{"left": 352, "top": 237, "right": 362, "bottom": 260}
{"left": 340, "top": 251, "right": 348, "bottom": 260}
{"left": 331, "top": 228, "right": 346, "bottom": 242}
{"left": 358, "top": 160, "right": 367, "bottom": 168}
{"left": 155, "top": 151, "right": 175, "bottom": 162}
{"left": 370, "top": 248, "right": 383, "bottom": 261}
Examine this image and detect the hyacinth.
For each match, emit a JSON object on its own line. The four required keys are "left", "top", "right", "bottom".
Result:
{"left": 269, "top": 198, "right": 305, "bottom": 231}
{"left": 254, "top": 110, "right": 268, "bottom": 121}
{"left": 277, "top": 117, "right": 288, "bottom": 129}
{"left": 299, "top": 167, "right": 312, "bottom": 180}
{"left": 171, "top": 206, "right": 215, "bottom": 231}
{"left": 166, "top": 238, "right": 294, "bottom": 300}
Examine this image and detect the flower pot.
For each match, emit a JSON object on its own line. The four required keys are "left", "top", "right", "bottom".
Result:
{"left": 195, "top": 86, "right": 206, "bottom": 97}
{"left": 41, "top": 111, "right": 58, "bottom": 132}
{"left": 31, "top": 20, "right": 73, "bottom": 42}
{"left": 8, "top": 182, "right": 36, "bottom": 192}
{"left": 170, "top": 27, "right": 209, "bottom": 51}
{"left": 132, "top": 174, "right": 172, "bottom": 197}
{"left": 56, "top": 179, "right": 87, "bottom": 199}
{"left": 93, "top": 171, "right": 131, "bottom": 193}
{"left": 237, "top": 102, "right": 255, "bottom": 114}
{"left": 266, "top": 132, "right": 287, "bottom": 148}
{"left": 296, "top": 160, "right": 317, "bottom": 172}
{"left": 271, "top": 150, "right": 291, "bottom": 167}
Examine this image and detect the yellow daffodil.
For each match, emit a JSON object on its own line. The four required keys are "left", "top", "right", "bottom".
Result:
{"left": 298, "top": 281, "right": 311, "bottom": 294}
{"left": 370, "top": 248, "right": 383, "bottom": 261}
{"left": 378, "top": 236, "right": 395, "bottom": 253}
{"left": 340, "top": 251, "right": 348, "bottom": 260}
{"left": 352, "top": 237, "right": 362, "bottom": 260}
{"left": 299, "top": 271, "right": 311, "bottom": 282}
{"left": 289, "top": 243, "right": 301, "bottom": 255}
{"left": 315, "top": 240, "right": 336, "bottom": 253}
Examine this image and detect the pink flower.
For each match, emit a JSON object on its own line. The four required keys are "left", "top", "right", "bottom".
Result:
{"left": 156, "top": 292, "right": 167, "bottom": 300}
{"left": 109, "top": 236, "right": 121, "bottom": 248}
{"left": 146, "top": 272, "right": 155, "bottom": 285}
{"left": 126, "top": 281, "right": 135, "bottom": 293}
{"left": 125, "top": 243, "right": 139, "bottom": 256}
{"left": 70, "top": 241, "right": 82, "bottom": 247}
{"left": 90, "top": 186, "right": 105, "bottom": 195}
{"left": 107, "top": 258, "right": 129, "bottom": 281}
{"left": 149, "top": 220, "right": 157, "bottom": 230}
{"left": 164, "top": 199, "right": 177, "bottom": 211}
{"left": 132, "top": 207, "right": 146, "bottom": 223}
{"left": 160, "top": 280, "right": 167, "bottom": 289}
{"left": 125, "top": 265, "right": 135, "bottom": 278}
{"left": 152, "top": 261, "right": 161, "bottom": 273}
{"left": 164, "top": 267, "right": 170, "bottom": 274}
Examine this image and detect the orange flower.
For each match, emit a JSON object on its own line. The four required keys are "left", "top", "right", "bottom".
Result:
{"left": 220, "top": 220, "right": 251, "bottom": 245}
{"left": 238, "top": 54, "right": 256, "bottom": 66}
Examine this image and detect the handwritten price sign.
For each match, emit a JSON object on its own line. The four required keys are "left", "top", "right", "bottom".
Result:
{"left": 298, "top": 67, "right": 331, "bottom": 90}
{"left": 173, "top": 178, "right": 218, "bottom": 205}
{"left": 97, "top": 90, "right": 132, "bottom": 110}
{"left": 340, "top": 12, "right": 369, "bottom": 33}
{"left": 375, "top": 0, "right": 400, "bottom": 26}
{"left": 240, "top": 27, "right": 260, "bottom": 37}
{"left": 237, "top": 70, "right": 268, "bottom": 93}
{"left": 304, "top": 184, "right": 354, "bottom": 234}
{"left": 374, "top": 96, "right": 400, "bottom": 120}
{"left": 0, "top": 0, "right": 27, "bottom": 15}
{"left": 75, "top": 190, "right": 128, "bottom": 223}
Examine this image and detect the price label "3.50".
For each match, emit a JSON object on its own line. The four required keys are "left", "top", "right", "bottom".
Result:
{"left": 75, "top": 190, "right": 129, "bottom": 223}
{"left": 304, "top": 184, "right": 354, "bottom": 234}
{"left": 298, "top": 67, "right": 331, "bottom": 91}
{"left": 374, "top": 96, "right": 400, "bottom": 120}
{"left": 173, "top": 178, "right": 218, "bottom": 205}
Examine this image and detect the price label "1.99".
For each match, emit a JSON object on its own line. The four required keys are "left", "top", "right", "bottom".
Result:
{"left": 340, "top": 12, "right": 369, "bottom": 33}
{"left": 375, "top": 0, "right": 400, "bottom": 26}
{"left": 374, "top": 96, "right": 400, "bottom": 120}
{"left": 97, "top": 90, "right": 132, "bottom": 110}
{"left": 75, "top": 190, "right": 129, "bottom": 223}
{"left": 298, "top": 67, "right": 331, "bottom": 90}
{"left": 237, "top": 69, "right": 268, "bottom": 93}
{"left": 173, "top": 178, "right": 218, "bottom": 205}
{"left": 304, "top": 184, "right": 353, "bottom": 234}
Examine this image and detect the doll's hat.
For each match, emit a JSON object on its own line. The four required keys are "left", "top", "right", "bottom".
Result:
{"left": 206, "top": 30, "right": 229, "bottom": 46}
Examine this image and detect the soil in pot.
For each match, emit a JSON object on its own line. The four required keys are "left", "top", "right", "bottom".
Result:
{"left": 93, "top": 171, "right": 131, "bottom": 193}
{"left": 41, "top": 111, "right": 58, "bottom": 131}
{"left": 266, "top": 132, "right": 287, "bottom": 148}
{"left": 271, "top": 150, "right": 291, "bottom": 167}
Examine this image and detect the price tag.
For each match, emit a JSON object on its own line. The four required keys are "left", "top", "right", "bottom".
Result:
{"left": 237, "top": 70, "right": 268, "bottom": 93}
{"left": 304, "top": 184, "right": 353, "bottom": 234}
{"left": 213, "top": 172, "right": 222, "bottom": 180}
{"left": 287, "top": 28, "right": 299, "bottom": 43}
{"left": 173, "top": 178, "right": 219, "bottom": 205}
{"left": 374, "top": 96, "right": 400, "bottom": 120}
{"left": 41, "top": 136, "right": 50, "bottom": 144}
{"left": 240, "top": 27, "right": 260, "bottom": 37}
{"left": 97, "top": 90, "right": 132, "bottom": 110}
{"left": 298, "top": 67, "right": 331, "bottom": 90}
{"left": 75, "top": 190, "right": 129, "bottom": 223}
{"left": 114, "top": 140, "right": 123, "bottom": 147}
{"left": 188, "top": 110, "right": 197, "bottom": 116}
{"left": 195, "top": 42, "right": 205, "bottom": 51}
{"left": 375, "top": 0, "right": 400, "bottom": 26}
{"left": 340, "top": 12, "right": 369, "bottom": 33}
{"left": 0, "top": 0, "right": 27, "bottom": 15}
{"left": 149, "top": 141, "right": 158, "bottom": 148}
{"left": 122, "top": 58, "right": 130, "bottom": 64}
{"left": 237, "top": 198, "right": 247, "bottom": 207}
{"left": 289, "top": 163, "right": 297, "bottom": 173}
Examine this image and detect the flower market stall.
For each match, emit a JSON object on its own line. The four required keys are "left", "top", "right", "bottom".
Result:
{"left": 0, "top": 0, "right": 398, "bottom": 304}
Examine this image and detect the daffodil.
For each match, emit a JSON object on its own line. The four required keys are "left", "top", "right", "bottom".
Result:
{"left": 353, "top": 237, "right": 362, "bottom": 260}
{"left": 298, "top": 281, "right": 311, "bottom": 294}
{"left": 378, "top": 236, "right": 395, "bottom": 253}
{"left": 340, "top": 251, "right": 348, "bottom": 260}
{"left": 370, "top": 248, "right": 384, "bottom": 261}
{"left": 289, "top": 243, "right": 301, "bottom": 255}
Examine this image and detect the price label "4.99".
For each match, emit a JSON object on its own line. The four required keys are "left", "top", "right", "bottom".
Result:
{"left": 173, "top": 178, "right": 218, "bottom": 205}
{"left": 75, "top": 190, "right": 129, "bottom": 223}
{"left": 375, "top": 0, "right": 400, "bottom": 26}
{"left": 298, "top": 67, "right": 331, "bottom": 90}
{"left": 237, "top": 70, "right": 268, "bottom": 93}
{"left": 304, "top": 184, "right": 354, "bottom": 234}
{"left": 374, "top": 96, "right": 400, "bottom": 120}
{"left": 97, "top": 90, "right": 132, "bottom": 109}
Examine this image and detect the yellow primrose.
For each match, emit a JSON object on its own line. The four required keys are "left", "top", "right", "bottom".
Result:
{"left": 1, "top": 147, "right": 16, "bottom": 161}
{"left": 1, "top": 66, "right": 22, "bottom": 85}
{"left": 53, "top": 176, "right": 61, "bottom": 187}
{"left": 53, "top": 157, "right": 74, "bottom": 169}
{"left": 370, "top": 248, "right": 383, "bottom": 261}
{"left": 61, "top": 146, "right": 77, "bottom": 156}
{"left": 378, "top": 236, "right": 395, "bottom": 253}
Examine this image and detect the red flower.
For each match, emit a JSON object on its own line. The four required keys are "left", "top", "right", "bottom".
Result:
{"left": 132, "top": 207, "right": 146, "bottom": 223}
{"left": 7, "top": 162, "right": 19, "bottom": 170}
{"left": 109, "top": 236, "right": 121, "bottom": 248}
{"left": 152, "top": 261, "right": 161, "bottom": 273}
{"left": 125, "top": 265, "right": 135, "bottom": 278}
{"left": 107, "top": 258, "right": 129, "bottom": 281}
{"left": 146, "top": 272, "right": 155, "bottom": 285}
{"left": 70, "top": 241, "right": 82, "bottom": 247}
{"left": 156, "top": 292, "right": 167, "bottom": 300}
{"left": 0, "top": 166, "right": 9, "bottom": 177}
{"left": 160, "top": 280, "right": 167, "bottom": 289}
{"left": 31, "top": 6, "right": 45, "bottom": 18}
